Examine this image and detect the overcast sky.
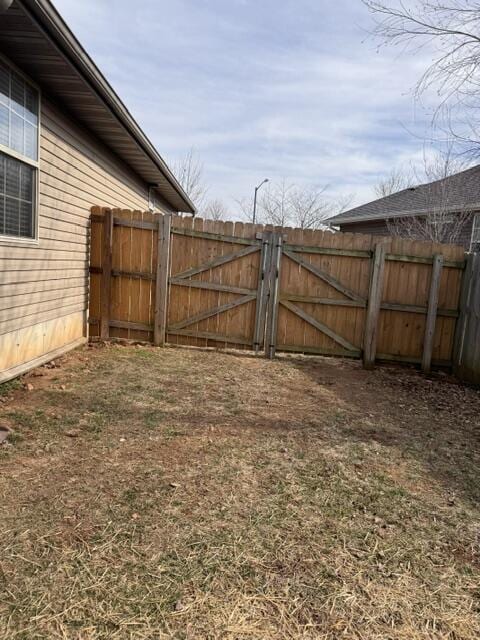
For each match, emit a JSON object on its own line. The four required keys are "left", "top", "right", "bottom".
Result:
{"left": 55, "top": 0, "right": 438, "bottom": 214}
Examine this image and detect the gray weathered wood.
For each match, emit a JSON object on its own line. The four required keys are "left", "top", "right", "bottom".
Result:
{"left": 100, "top": 209, "right": 113, "bottom": 340}
{"left": 280, "top": 299, "right": 359, "bottom": 352}
{"left": 171, "top": 227, "right": 259, "bottom": 246}
{"left": 167, "top": 329, "right": 252, "bottom": 346}
{"left": 453, "top": 253, "right": 476, "bottom": 372}
{"left": 453, "top": 253, "right": 480, "bottom": 384}
{"left": 282, "top": 295, "right": 366, "bottom": 309}
{"left": 363, "top": 242, "right": 386, "bottom": 369}
{"left": 110, "top": 319, "right": 153, "bottom": 332}
{"left": 89, "top": 318, "right": 152, "bottom": 332}
{"left": 376, "top": 352, "right": 452, "bottom": 367}
{"left": 277, "top": 344, "right": 361, "bottom": 357}
{"left": 112, "top": 269, "right": 154, "bottom": 281}
{"left": 382, "top": 301, "right": 457, "bottom": 318}
{"left": 169, "top": 277, "right": 255, "bottom": 296}
{"left": 168, "top": 294, "right": 257, "bottom": 331}
{"left": 172, "top": 245, "right": 259, "bottom": 280}
{"left": 422, "top": 254, "right": 444, "bottom": 373}
{"left": 386, "top": 253, "right": 464, "bottom": 269}
{"left": 265, "top": 233, "right": 283, "bottom": 359}
{"left": 283, "top": 244, "right": 371, "bottom": 259}
{"left": 154, "top": 214, "right": 172, "bottom": 346}
{"left": 91, "top": 214, "right": 158, "bottom": 232}
{"left": 280, "top": 294, "right": 457, "bottom": 317}
{"left": 283, "top": 250, "right": 366, "bottom": 303}
{"left": 114, "top": 218, "right": 157, "bottom": 231}
{"left": 253, "top": 232, "right": 272, "bottom": 352}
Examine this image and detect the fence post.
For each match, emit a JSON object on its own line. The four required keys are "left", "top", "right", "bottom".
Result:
{"left": 100, "top": 208, "right": 113, "bottom": 340}
{"left": 422, "top": 254, "right": 444, "bottom": 373}
{"left": 453, "top": 253, "right": 476, "bottom": 375}
{"left": 363, "top": 242, "right": 386, "bottom": 370}
{"left": 265, "top": 232, "right": 283, "bottom": 359}
{"left": 253, "top": 232, "right": 272, "bottom": 353}
{"left": 154, "top": 214, "right": 172, "bottom": 346}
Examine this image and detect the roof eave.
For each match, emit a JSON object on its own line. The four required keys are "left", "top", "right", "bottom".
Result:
{"left": 19, "top": 0, "right": 195, "bottom": 214}
{"left": 328, "top": 203, "right": 479, "bottom": 226}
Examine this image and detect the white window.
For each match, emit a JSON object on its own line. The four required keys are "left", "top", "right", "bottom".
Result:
{"left": 471, "top": 214, "right": 480, "bottom": 253}
{"left": 0, "top": 58, "right": 39, "bottom": 241}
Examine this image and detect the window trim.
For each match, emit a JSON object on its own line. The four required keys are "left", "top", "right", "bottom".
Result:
{"left": 0, "top": 52, "right": 40, "bottom": 246}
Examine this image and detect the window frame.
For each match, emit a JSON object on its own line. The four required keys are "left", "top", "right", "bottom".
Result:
{"left": 0, "top": 52, "right": 40, "bottom": 246}
{"left": 470, "top": 213, "right": 480, "bottom": 253}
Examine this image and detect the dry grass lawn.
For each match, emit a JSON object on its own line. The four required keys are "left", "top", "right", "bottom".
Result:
{"left": 0, "top": 343, "right": 479, "bottom": 639}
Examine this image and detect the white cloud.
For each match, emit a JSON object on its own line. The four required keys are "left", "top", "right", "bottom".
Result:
{"left": 54, "top": 0, "right": 442, "bottom": 215}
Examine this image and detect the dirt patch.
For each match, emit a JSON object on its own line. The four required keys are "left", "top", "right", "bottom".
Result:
{"left": 0, "top": 343, "right": 479, "bottom": 639}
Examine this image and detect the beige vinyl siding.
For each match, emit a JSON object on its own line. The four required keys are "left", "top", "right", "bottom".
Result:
{"left": 1, "top": 95, "right": 173, "bottom": 380}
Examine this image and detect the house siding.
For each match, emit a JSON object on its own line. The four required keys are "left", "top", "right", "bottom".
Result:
{"left": 0, "top": 96, "right": 174, "bottom": 382}
{"left": 337, "top": 220, "right": 391, "bottom": 237}
{"left": 338, "top": 216, "right": 475, "bottom": 250}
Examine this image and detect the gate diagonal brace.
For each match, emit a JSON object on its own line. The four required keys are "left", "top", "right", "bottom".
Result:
{"left": 168, "top": 294, "right": 257, "bottom": 332}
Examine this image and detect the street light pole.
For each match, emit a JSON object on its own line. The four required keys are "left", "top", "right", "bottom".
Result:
{"left": 253, "top": 178, "right": 269, "bottom": 225}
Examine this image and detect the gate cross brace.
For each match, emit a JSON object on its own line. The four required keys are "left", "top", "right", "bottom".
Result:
{"left": 172, "top": 245, "right": 260, "bottom": 280}
{"left": 283, "top": 250, "right": 366, "bottom": 304}
{"left": 168, "top": 294, "right": 257, "bottom": 332}
{"left": 280, "top": 299, "right": 359, "bottom": 353}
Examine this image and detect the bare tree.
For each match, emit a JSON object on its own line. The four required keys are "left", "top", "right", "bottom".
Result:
{"left": 172, "top": 148, "right": 208, "bottom": 212}
{"left": 203, "top": 198, "right": 228, "bottom": 221}
{"left": 235, "top": 196, "right": 256, "bottom": 223}
{"left": 374, "top": 167, "right": 415, "bottom": 197}
{"left": 386, "top": 146, "right": 472, "bottom": 243}
{"left": 333, "top": 192, "right": 357, "bottom": 216}
{"left": 288, "top": 185, "right": 337, "bottom": 229}
{"left": 362, "top": 1, "right": 480, "bottom": 150}
{"left": 235, "top": 181, "right": 353, "bottom": 228}
{"left": 260, "top": 179, "right": 294, "bottom": 227}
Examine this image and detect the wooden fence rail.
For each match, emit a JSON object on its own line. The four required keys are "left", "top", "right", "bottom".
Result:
{"left": 89, "top": 207, "right": 478, "bottom": 379}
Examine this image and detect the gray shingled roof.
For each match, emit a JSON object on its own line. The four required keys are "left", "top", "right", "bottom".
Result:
{"left": 328, "top": 164, "right": 480, "bottom": 225}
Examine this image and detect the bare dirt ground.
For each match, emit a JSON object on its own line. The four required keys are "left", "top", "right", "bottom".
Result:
{"left": 0, "top": 343, "right": 479, "bottom": 640}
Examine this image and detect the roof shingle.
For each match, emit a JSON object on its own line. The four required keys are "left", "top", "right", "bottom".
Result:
{"left": 328, "top": 164, "right": 480, "bottom": 225}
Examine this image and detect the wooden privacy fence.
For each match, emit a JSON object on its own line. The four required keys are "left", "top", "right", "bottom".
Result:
{"left": 89, "top": 207, "right": 474, "bottom": 375}
{"left": 454, "top": 252, "right": 480, "bottom": 384}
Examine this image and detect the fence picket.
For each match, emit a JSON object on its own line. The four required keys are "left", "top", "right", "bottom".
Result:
{"left": 89, "top": 207, "right": 469, "bottom": 378}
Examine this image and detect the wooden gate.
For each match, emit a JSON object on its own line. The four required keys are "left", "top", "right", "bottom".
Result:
{"left": 89, "top": 207, "right": 468, "bottom": 374}
{"left": 273, "top": 230, "right": 465, "bottom": 371}
{"left": 89, "top": 209, "right": 278, "bottom": 352}
{"left": 166, "top": 218, "right": 272, "bottom": 350}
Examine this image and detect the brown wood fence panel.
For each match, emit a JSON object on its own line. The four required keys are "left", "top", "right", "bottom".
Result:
{"left": 278, "top": 229, "right": 374, "bottom": 358}
{"left": 167, "top": 214, "right": 265, "bottom": 350}
{"left": 88, "top": 207, "right": 467, "bottom": 373}
{"left": 276, "top": 229, "right": 464, "bottom": 366}
{"left": 89, "top": 207, "right": 157, "bottom": 342}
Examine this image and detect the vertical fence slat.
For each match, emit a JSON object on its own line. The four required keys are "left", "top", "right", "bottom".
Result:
{"left": 88, "top": 209, "right": 472, "bottom": 377}
{"left": 154, "top": 214, "right": 172, "bottom": 346}
{"left": 265, "top": 232, "right": 283, "bottom": 359}
{"left": 363, "top": 242, "right": 386, "bottom": 370}
{"left": 253, "top": 231, "right": 271, "bottom": 353}
{"left": 453, "top": 253, "right": 476, "bottom": 373}
{"left": 422, "top": 254, "right": 444, "bottom": 373}
{"left": 100, "top": 209, "right": 113, "bottom": 339}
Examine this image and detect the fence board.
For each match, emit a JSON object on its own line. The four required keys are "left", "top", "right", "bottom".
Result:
{"left": 89, "top": 208, "right": 468, "bottom": 376}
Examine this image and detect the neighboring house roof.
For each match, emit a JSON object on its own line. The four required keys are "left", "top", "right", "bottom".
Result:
{"left": 328, "top": 164, "right": 480, "bottom": 226}
{"left": 0, "top": 0, "right": 195, "bottom": 214}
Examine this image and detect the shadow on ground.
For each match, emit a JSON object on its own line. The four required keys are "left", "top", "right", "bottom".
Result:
{"left": 281, "top": 354, "right": 480, "bottom": 507}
